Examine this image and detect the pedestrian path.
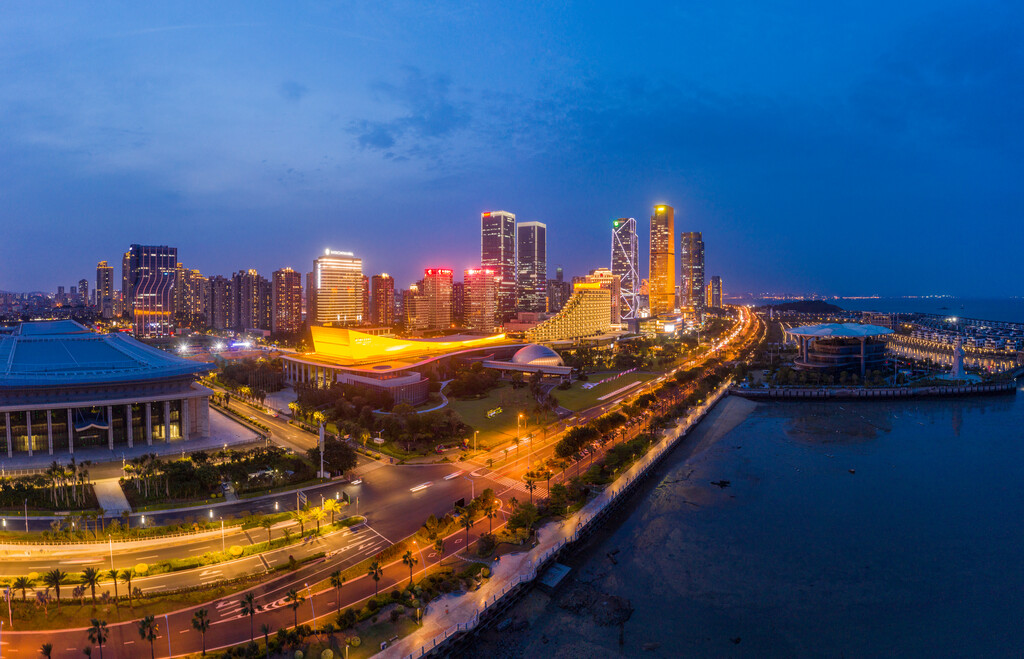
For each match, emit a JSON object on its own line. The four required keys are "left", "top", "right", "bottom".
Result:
{"left": 92, "top": 477, "right": 131, "bottom": 514}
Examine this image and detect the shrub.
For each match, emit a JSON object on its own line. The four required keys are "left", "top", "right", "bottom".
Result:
{"left": 321, "top": 650, "right": 334, "bottom": 659}
{"left": 390, "top": 608, "right": 401, "bottom": 623}
{"left": 348, "top": 636, "right": 361, "bottom": 647}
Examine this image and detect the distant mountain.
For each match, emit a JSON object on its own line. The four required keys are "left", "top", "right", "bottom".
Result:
{"left": 759, "top": 300, "right": 844, "bottom": 313}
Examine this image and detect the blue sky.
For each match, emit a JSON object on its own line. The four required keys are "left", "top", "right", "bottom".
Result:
{"left": 1, "top": 1, "right": 1021, "bottom": 296}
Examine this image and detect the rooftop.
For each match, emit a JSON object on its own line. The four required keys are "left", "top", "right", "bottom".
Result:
{"left": 787, "top": 323, "right": 894, "bottom": 339}
{"left": 0, "top": 320, "right": 213, "bottom": 387}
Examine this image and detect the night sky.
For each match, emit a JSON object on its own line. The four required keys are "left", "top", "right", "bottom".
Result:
{"left": 1, "top": 2, "right": 1021, "bottom": 296}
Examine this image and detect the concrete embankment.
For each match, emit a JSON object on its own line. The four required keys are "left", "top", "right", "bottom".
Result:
{"left": 732, "top": 379, "right": 1017, "bottom": 400}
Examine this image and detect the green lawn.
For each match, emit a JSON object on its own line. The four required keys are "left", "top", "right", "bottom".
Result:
{"left": 447, "top": 383, "right": 555, "bottom": 449}
{"left": 550, "top": 371, "right": 661, "bottom": 412}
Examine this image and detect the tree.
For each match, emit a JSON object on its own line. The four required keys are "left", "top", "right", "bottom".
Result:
{"left": 484, "top": 500, "right": 497, "bottom": 533}
{"left": 42, "top": 569, "right": 66, "bottom": 608}
{"left": 240, "top": 592, "right": 262, "bottom": 641}
{"left": 459, "top": 511, "right": 474, "bottom": 553}
{"left": 40, "top": 643, "right": 53, "bottom": 658}
{"left": 402, "top": 550, "right": 418, "bottom": 585}
{"left": 120, "top": 569, "right": 134, "bottom": 606}
{"left": 87, "top": 619, "right": 108, "bottom": 659}
{"left": 192, "top": 608, "right": 211, "bottom": 655}
{"left": 323, "top": 498, "right": 340, "bottom": 524}
{"left": 434, "top": 537, "right": 445, "bottom": 559}
{"left": 260, "top": 623, "right": 272, "bottom": 659}
{"left": 329, "top": 571, "right": 345, "bottom": 613}
{"left": 312, "top": 506, "right": 326, "bottom": 533}
{"left": 284, "top": 589, "right": 304, "bottom": 628}
{"left": 82, "top": 567, "right": 101, "bottom": 604}
{"left": 137, "top": 615, "right": 158, "bottom": 659}
{"left": 291, "top": 509, "right": 306, "bottom": 535}
{"left": 367, "top": 560, "right": 383, "bottom": 597}
{"left": 526, "top": 479, "right": 537, "bottom": 503}
{"left": 13, "top": 575, "right": 32, "bottom": 601}
{"left": 260, "top": 518, "right": 274, "bottom": 544}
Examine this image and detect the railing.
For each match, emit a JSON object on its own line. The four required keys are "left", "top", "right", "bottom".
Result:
{"left": 401, "top": 380, "right": 733, "bottom": 658}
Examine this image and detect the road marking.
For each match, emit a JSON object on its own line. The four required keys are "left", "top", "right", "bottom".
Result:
{"left": 179, "top": 629, "right": 191, "bottom": 634}
{"left": 124, "top": 641, "right": 135, "bottom": 644}
{"left": 136, "top": 554, "right": 160, "bottom": 560}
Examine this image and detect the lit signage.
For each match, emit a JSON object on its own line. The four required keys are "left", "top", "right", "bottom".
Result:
{"left": 425, "top": 268, "right": 453, "bottom": 276}
{"left": 613, "top": 220, "right": 620, "bottom": 227}
{"left": 482, "top": 212, "right": 491, "bottom": 217}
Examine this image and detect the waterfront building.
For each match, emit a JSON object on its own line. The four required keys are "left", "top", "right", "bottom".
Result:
{"left": 705, "top": 275, "right": 722, "bottom": 309}
{"left": 464, "top": 268, "right": 498, "bottom": 333}
{"left": 272, "top": 268, "right": 303, "bottom": 334}
{"left": 523, "top": 283, "right": 611, "bottom": 343}
{"left": 787, "top": 323, "right": 893, "bottom": 376}
{"left": 517, "top": 221, "right": 547, "bottom": 313}
{"left": 584, "top": 267, "right": 622, "bottom": 325}
{"left": 481, "top": 210, "right": 517, "bottom": 320}
{"left": 420, "top": 268, "right": 454, "bottom": 330}
{"left": 371, "top": 274, "right": 395, "bottom": 327}
{"left": 96, "top": 261, "right": 115, "bottom": 319}
{"left": 312, "top": 249, "right": 363, "bottom": 326}
{"left": 680, "top": 231, "right": 705, "bottom": 310}
{"left": 649, "top": 205, "right": 675, "bottom": 315}
{"left": 611, "top": 218, "right": 639, "bottom": 320}
{"left": 0, "top": 320, "right": 213, "bottom": 457}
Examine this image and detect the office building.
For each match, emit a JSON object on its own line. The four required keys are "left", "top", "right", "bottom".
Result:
{"left": 371, "top": 274, "right": 395, "bottom": 327}
{"left": 312, "top": 250, "right": 363, "bottom": 326}
{"left": 517, "top": 221, "right": 547, "bottom": 313}
{"left": 546, "top": 266, "right": 571, "bottom": 313}
{"left": 123, "top": 245, "right": 178, "bottom": 336}
{"left": 481, "top": 211, "right": 517, "bottom": 320}
{"left": 705, "top": 276, "right": 722, "bottom": 309}
{"left": 464, "top": 267, "right": 498, "bottom": 333}
{"left": 77, "top": 279, "right": 89, "bottom": 306}
{"left": 452, "top": 281, "right": 465, "bottom": 326}
{"left": 361, "top": 275, "right": 370, "bottom": 325}
{"left": 419, "top": 268, "right": 453, "bottom": 330}
{"left": 96, "top": 261, "right": 115, "bottom": 319}
{"left": 680, "top": 231, "right": 705, "bottom": 309}
{"left": 402, "top": 284, "right": 420, "bottom": 328}
{"left": 611, "top": 218, "right": 639, "bottom": 320}
{"left": 272, "top": 268, "right": 303, "bottom": 334}
{"left": 649, "top": 205, "right": 675, "bottom": 315}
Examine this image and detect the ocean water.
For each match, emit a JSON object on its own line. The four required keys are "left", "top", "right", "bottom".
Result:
{"left": 503, "top": 382, "right": 1024, "bottom": 658}
{"left": 829, "top": 297, "right": 1024, "bottom": 324}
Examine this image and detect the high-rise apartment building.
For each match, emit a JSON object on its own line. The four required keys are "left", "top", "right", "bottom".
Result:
{"left": 312, "top": 250, "right": 363, "bottom": 326}
{"left": 207, "top": 276, "right": 231, "bottom": 330}
{"left": 705, "top": 275, "right": 722, "bottom": 309}
{"left": 370, "top": 274, "right": 395, "bottom": 326}
{"left": 680, "top": 231, "right": 705, "bottom": 309}
{"left": 272, "top": 268, "right": 302, "bottom": 334}
{"left": 77, "top": 279, "right": 89, "bottom": 306}
{"left": 546, "top": 266, "right": 571, "bottom": 313}
{"left": 649, "top": 205, "right": 675, "bottom": 315}
{"left": 96, "top": 261, "right": 114, "bottom": 319}
{"left": 174, "top": 266, "right": 207, "bottom": 329}
{"left": 584, "top": 267, "right": 622, "bottom": 325}
{"left": 464, "top": 268, "right": 498, "bottom": 333}
{"left": 419, "top": 268, "right": 453, "bottom": 330}
{"left": 611, "top": 218, "right": 639, "bottom": 320}
{"left": 230, "top": 269, "right": 271, "bottom": 331}
{"left": 481, "top": 211, "right": 517, "bottom": 320}
{"left": 361, "top": 274, "right": 370, "bottom": 325}
{"left": 123, "top": 245, "right": 178, "bottom": 337}
{"left": 516, "top": 221, "right": 546, "bottom": 313}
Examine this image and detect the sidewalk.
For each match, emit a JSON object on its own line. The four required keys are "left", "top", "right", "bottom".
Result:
{"left": 92, "top": 477, "right": 131, "bottom": 514}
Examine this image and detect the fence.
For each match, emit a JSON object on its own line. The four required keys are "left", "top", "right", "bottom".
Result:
{"left": 402, "top": 379, "right": 733, "bottom": 658}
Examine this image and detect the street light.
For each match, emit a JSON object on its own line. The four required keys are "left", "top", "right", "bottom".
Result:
{"left": 220, "top": 518, "right": 226, "bottom": 553}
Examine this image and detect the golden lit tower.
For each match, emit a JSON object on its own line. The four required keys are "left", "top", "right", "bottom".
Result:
{"left": 649, "top": 205, "right": 675, "bottom": 315}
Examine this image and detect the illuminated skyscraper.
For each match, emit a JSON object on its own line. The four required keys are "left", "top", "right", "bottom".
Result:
{"left": 481, "top": 211, "right": 517, "bottom": 320}
{"left": 230, "top": 269, "right": 271, "bottom": 331}
{"left": 207, "top": 276, "right": 231, "bottom": 330}
{"left": 123, "top": 244, "right": 178, "bottom": 336}
{"left": 649, "top": 205, "right": 675, "bottom": 315}
{"left": 312, "top": 250, "right": 363, "bottom": 326}
{"left": 464, "top": 267, "right": 498, "bottom": 333}
{"left": 371, "top": 273, "right": 395, "bottom": 326}
{"left": 77, "top": 279, "right": 89, "bottom": 306}
{"left": 584, "top": 267, "right": 622, "bottom": 325}
{"left": 420, "top": 268, "right": 453, "bottom": 330}
{"left": 680, "top": 231, "right": 705, "bottom": 309}
{"left": 96, "top": 261, "right": 114, "bottom": 319}
{"left": 272, "top": 268, "right": 303, "bottom": 334}
{"left": 611, "top": 218, "right": 639, "bottom": 319}
{"left": 705, "top": 275, "right": 722, "bottom": 309}
{"left": 516, "top": 221, "right": 546, "bottom": 313}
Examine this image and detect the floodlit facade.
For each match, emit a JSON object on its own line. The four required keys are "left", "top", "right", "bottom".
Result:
{"left": 611, "top": 218, "right": 639, "bottom": 319}
{"left": 649, "top": 205, "right": 675, "bottom": 315}
{"left": 313, "top": 249, "right": 363, "bottom": 326}
{"left": 420, "top": 268, "right": 454, "bottom": 330}
{"left": 517, "top": 221, "right": 547, "bottom": 313}
{"left": 0, "top": 321, "right": 213, "bottom": 457}
{"left": 464, "top": 268, "right": 498, "bottom": 333}
{"left": 681, "top": 231, "right": 705, "bottom": 309}
{"left": 524, "top": 283, "right": 611, "bottom": 343}
{"left": 705, "top": 275, "right": 722, "bottom": 309}
{"left": 584, "top": 267, "right": 622, "bottom": 325}
{"left": 272, "top": 267, "right": 303, "bottom": 334}
{"left": 371, "top": 273, "right": 395, "bottom": 326}
{"left": 124, "top": 245, "right": 178, "bottom": 337}
{"left": 481, "top": 211, "right": 517, "bottom": 320}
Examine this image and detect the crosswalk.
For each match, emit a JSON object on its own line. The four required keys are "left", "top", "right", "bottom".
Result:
{"left": 488, "top": 474, "right": 546, "bottom": 497}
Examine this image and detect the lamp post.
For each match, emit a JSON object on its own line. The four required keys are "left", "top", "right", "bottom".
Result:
{"left": 473, "top": 430, "right": 479, "bottom": 452}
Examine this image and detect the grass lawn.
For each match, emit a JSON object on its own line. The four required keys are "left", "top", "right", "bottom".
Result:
{"left": 447, "top": 383, "right": 557, "bottom": 450}
{"left": 550, "top": 370, "right": 661, "bottom": 412}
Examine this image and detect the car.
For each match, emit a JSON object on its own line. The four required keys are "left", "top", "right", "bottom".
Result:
{"left": 270, "top": 412, "right": 279, "bottom": 418}
{"left": 351, "top": 478, "right": 363, "bottom": 485}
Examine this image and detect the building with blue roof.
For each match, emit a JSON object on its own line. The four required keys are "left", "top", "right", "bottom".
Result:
{"left": 0, "top": 320, "right": 214, "bottom": 457}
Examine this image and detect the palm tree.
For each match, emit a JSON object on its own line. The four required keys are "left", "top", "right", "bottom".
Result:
{"left": 240, "top": 592, "right": 261, "bottom": 641}
{"left": 291, "top": 509, "right": 306, "bottom": 535}
{"left": 106, "top": 569, "right": 119, "bottom": 604}
{"left": 260, "top": 623, "right": 272, "bottom": 658}
{"left": 434, "top": 537, "right": 445, "bottom": 559}
{"left": 402, "top": 550, "right": 418, "bottom": 586}
{"left": 120, "top": 569, "right": 134, "bottom": 606}
{"left": 13, "top": 575, "right": 32, "bottom": 601}
{"left": 82, "top": 567, "right": 101, "bottom": 604}
{"left": 137, "top": 615, "right": 158, "bottom": 659}
{"left": 460, "top": 512, "right": 474, "bottom": 553}
{"left": 260, "top": 518, "right": 274, "bottom": 544}
{"left": 367, "top": 560, "right": 383, "bottom": 597}
{"left": 484, "top": 502, "right": 497, "bottom": 533}
{"left": 526, "top": 479, "right": 537, "bottom": 503}
{"left": 42, "top": 569, "right": 66, "bottom": 608}
{"left": 284, "top": 589, "right": 304, "bottom": 628}
{"left": 323, "top": 498, "right": 340, "bottom": 524}
{"left": 191, "top": 608, "right": 211, "bottom": 655}
{"left": 312, "top": 506, "right": 326, "bottom": 533}
{"left": 87, "top": 619, "right": 108, "bottom": 659}
{"left": 82, "top": 647, "right": 91, "bottom": 658}
{"left": 329, "top": 571, "right": 344, "bottom": 613}
{"left": 40, "top": 642, "right": 53, "bottom": 658}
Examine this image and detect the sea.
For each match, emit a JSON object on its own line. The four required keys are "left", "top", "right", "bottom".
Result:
{"left": 487, "top": 381, "right": 1024, "bottom": 658}
{"left": 811, "top": 297, "right": 1024, "bottom": 325}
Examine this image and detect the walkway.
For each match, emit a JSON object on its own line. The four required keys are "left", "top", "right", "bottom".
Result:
{"left": 92, "top": 477, "right": 131, "bottom": 515}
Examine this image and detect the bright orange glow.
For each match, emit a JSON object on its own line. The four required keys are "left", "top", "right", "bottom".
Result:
{"left": 309, "top": 326, "right": 510, "bottom": 365}
{"left": 572, "top": 282, "right": 603, "bottom": 291}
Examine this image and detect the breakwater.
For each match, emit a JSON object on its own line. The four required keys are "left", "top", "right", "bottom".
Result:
{"left": 731, "top": 379, "right": 1017, "bottom": 400}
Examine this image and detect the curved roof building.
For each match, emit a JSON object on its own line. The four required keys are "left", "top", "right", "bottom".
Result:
{"left": 786, "top": 323, "right": 893, "bottom": 376}
{"left": 511, "top": 344, "right": 564, "bottom": 367}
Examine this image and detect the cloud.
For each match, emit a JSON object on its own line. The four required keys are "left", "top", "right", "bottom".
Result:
{"left": 279, "top": 80, "right": 308, "bottom": 102}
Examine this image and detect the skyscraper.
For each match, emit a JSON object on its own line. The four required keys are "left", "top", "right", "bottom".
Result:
{"left": 272, "top": 268, "right": 302, "bottom": 334}
{"left": 174, "top": 266, "right": 207, "bottom": 329}
{"left": 420, "top": 268, "right": 453, "bottom": 330}
{"left": 680, "top": 231, "right": 705, "bottom": 309}
{"left": 516, "top": 221, "right": 547, "bottom": 313}
{"left": 464, "top": 268, "right": 498, "bottom": 333}
{"left": 77, "top": 279, "right": 89, "bottom": 306}
{"left": 546, "top": 266, "right": 571, "bottom": 313}
{"left": 207, "top": 275, "right": 231, "bottom": 330}
{"left": 481, "top": 211, "right": 517, "bottom": 320}
{"left": 124, "top": 244, "right": 178, "bottom": 336}
{"left": 451, "top": 281, "right": 465, "bottom": 326}
{"left": 96, "top": 261, "right": 114, "bottom": 319}
{"left": 361, "top": 274, "right": 370, "bottom": 325}
{"left": 231, "top": 269, "right": 271, "bottom": 331}
{"left": 705, "top": 275, "right": 722, "bottom": 309}
{"left": 371, "top": 273, "right": 395, "bottom": 326}
{"left": 649, "top": 205, "right": 675, "bottom": 315}
{"left": 611, "top": 218, "right": 639, "bottom": 320}
{"left": 313, "top": 249, "right": 363, "bottom": 326}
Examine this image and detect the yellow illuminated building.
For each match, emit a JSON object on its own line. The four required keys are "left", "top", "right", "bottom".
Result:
{"left": 524, "top": 283, "right": 611, "bottom": 343}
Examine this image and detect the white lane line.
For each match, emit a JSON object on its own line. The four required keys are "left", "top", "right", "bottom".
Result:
{"left": 136, "top": 554, "right": 160, "bottom": 560}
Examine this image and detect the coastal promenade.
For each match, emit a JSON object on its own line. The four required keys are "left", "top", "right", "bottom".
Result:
{"left": 732, "top": 378, "right": 1018, "bottom": 400}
